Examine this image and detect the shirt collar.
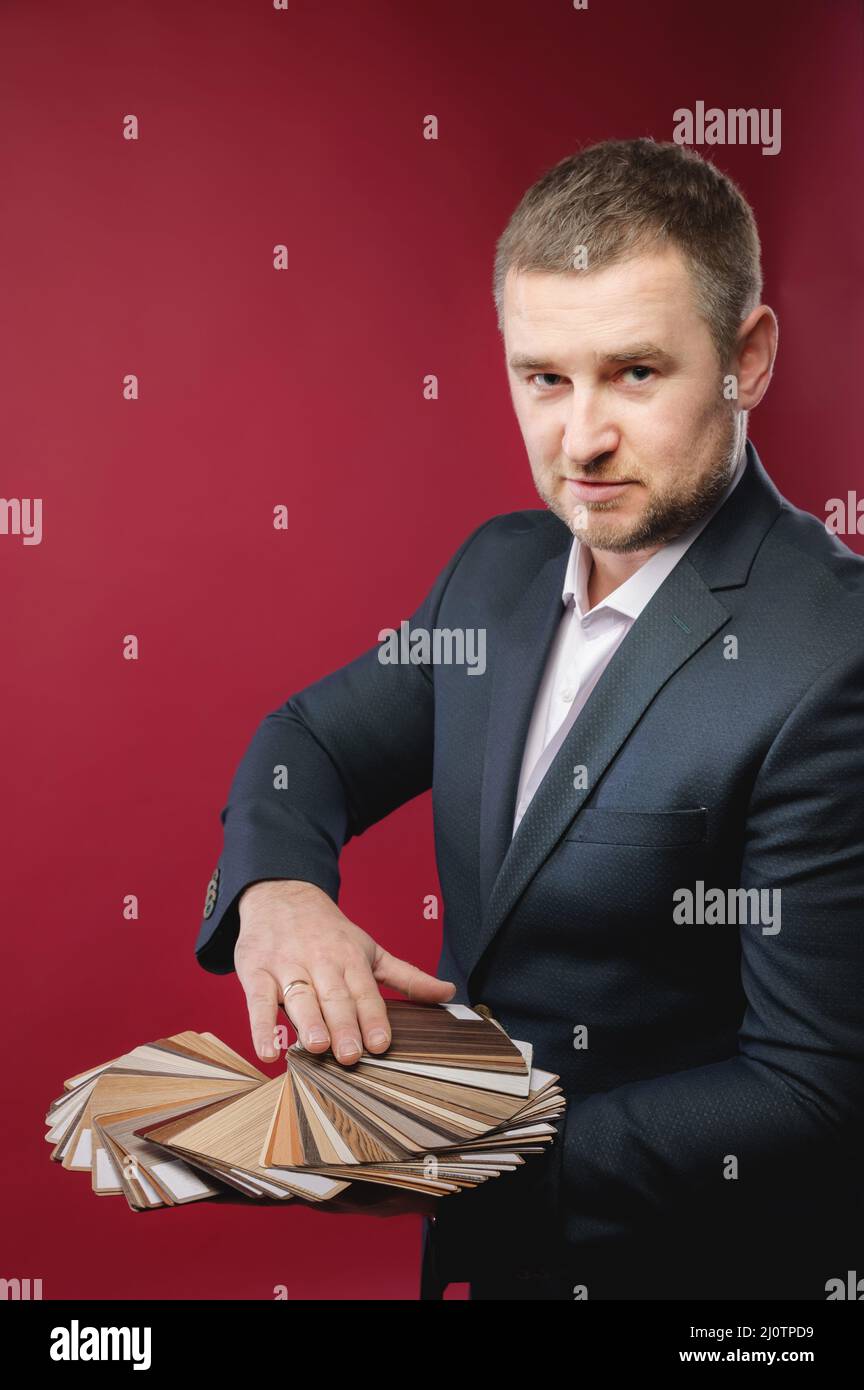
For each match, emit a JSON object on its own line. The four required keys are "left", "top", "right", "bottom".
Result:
{"left": 562, "top": 445, "right": 748, "bottom": 623}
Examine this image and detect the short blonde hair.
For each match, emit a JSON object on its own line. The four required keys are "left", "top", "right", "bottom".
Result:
{"left": 493, "top": 138, "right": 763, "bottom": 366}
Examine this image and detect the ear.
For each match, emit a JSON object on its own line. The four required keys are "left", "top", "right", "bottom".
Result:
{"left": 731, "top": 305, "right": 778, "bottom": 410}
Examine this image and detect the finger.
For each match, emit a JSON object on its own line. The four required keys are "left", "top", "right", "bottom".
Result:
{"left": 309, "top": 964, "right": 363, "bottom": 1064}
{"left": 237, "top": 967, "right": 281, "bottom": 1061}
{"left": 343, "top": 962, "right": 391, "bottom": 1053}
{"left": 372, "top": 950, "right": 456, "bottom": 1003}
{"left": 278, "top": 971, "right": 331, "bottom": 1053}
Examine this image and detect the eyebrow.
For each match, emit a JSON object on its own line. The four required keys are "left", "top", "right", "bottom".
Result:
{"left": 508, "top": 343, "right": 674, "bottom": 372}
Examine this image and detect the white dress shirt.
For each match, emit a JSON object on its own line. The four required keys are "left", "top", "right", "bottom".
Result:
{"left": 512, "top": 450, "right": 748, "bottom": 837}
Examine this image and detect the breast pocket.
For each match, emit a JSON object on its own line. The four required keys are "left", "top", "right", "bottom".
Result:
{"left": 564, "top": 806, "right": 708, "bottom": 847}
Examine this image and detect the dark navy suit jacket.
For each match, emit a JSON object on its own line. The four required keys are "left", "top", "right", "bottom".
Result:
{"left": 195, "top": 442, "right": 864, "bottom": 1300}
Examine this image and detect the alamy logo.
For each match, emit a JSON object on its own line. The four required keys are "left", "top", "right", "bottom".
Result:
{"left": 377, "top": 620, "right": 486, "bottom": 675}
{"left": 824, "top": 491, "right": 864, "bottom": 536}
{"left": 0, "top": 497, "right": 42, "bottom": 545}
{"left": 49, "top": 1320, "right": 151, "bottom": 1370}
{"left": 673, "top": 882, "right": 781, "bottom": 934}
{"left": 672, "top": 102, "right": 781, "bottom": 156}
{"left": 0, "top": 1277, "right": 42, "bottom": 1299}
{"left": 825, "top": 1271, "right": 864, "bottom": 1300}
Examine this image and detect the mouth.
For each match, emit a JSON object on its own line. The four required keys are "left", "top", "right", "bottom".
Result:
{"left": 565, "top": 478, "right": 634, "bottom": 503}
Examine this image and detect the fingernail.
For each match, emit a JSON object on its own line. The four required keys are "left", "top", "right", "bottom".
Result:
{"left": 260, "top": 1044, "right": 276, "bottom": 1059}
{"left": 307, "top": 1029, "right": 329, "bottom": 1046}
{"left": 337, "top": 1039, "right": 361, "bottom": 1060}
{"left": 368, "top": 1030, "right": 389, "bottom": 1048}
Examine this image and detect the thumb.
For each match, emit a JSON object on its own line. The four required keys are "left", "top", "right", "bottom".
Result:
{"left": 372, "top": 949, "right": 456, "bottom": 1003}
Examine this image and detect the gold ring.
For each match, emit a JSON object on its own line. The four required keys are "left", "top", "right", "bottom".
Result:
{"left": 281, "top": 979, "right": 311, "bottom": 999}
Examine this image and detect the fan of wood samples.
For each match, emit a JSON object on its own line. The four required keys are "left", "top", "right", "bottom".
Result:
{"left": 45, "top": 1001, "right": 566, "bottom": 1210}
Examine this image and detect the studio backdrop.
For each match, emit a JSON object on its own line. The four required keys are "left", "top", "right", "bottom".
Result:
{"left": 2, "top": 0, "right": 862, "bottom": 1301}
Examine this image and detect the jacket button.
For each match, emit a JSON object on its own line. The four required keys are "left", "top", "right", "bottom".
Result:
{"left": 203, "top": 869, "right": 219, "bottom": 918}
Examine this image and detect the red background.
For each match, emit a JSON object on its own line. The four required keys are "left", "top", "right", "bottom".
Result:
{"left": 2, "top": 0, "right": 861, "bottom": 1301}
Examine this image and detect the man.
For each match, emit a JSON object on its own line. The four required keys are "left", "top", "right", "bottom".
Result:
{"left": 195, "top": 139, "right": 864, "bottom": 1300}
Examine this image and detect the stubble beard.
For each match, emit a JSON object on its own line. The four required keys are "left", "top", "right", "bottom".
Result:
{"left": 536, "top": 420, "right": 743, "bottom": 554}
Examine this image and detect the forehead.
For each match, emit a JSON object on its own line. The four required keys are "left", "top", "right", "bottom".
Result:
{"left": 503, "top": 247, "right": 704, "bottom": 356}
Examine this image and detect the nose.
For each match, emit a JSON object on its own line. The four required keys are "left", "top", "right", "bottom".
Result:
{"left": 561, "top": 389, "right": 620, "bottom": 467}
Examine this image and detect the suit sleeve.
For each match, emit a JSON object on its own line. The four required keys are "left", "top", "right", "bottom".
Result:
{"left": 194, "top": 518, "right": 495, "bottom": 973}
{"left": 550, "top": 641, "right": 864, "bottom": 1266}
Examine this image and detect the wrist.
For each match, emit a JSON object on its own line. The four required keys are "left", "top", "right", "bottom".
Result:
{"left": 239, "top": 878, "right": 325, "bottom": 913}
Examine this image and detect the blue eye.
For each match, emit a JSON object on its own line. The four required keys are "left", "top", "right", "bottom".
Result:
{"left": 622, "top": 366, "right": 655, "bottom": 383}
{"left": 530, "top": 373, "right": 564, "bottom": 388}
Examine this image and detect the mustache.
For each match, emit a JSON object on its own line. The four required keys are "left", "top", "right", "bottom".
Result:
{"left": 562, "top": 454, "right": 639, "bottom": 482}
{"left": 564, "top": 466, "right": 642, "bottom": 484}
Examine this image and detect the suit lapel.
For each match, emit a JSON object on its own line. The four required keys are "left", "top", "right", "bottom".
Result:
{"left": 477, "top": 546, "right": 572, "bottom": 913}
{"left": 469, "top": 441, "right": 783, "bottom": 983}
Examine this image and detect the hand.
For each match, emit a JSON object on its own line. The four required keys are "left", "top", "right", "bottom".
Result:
{"left": 234, "top": 879, "right": 456, "bottom": 1065}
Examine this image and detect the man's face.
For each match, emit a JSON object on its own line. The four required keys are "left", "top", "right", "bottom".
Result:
{"left": 503, "top": 246, "right": 742, "bottom": 552}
